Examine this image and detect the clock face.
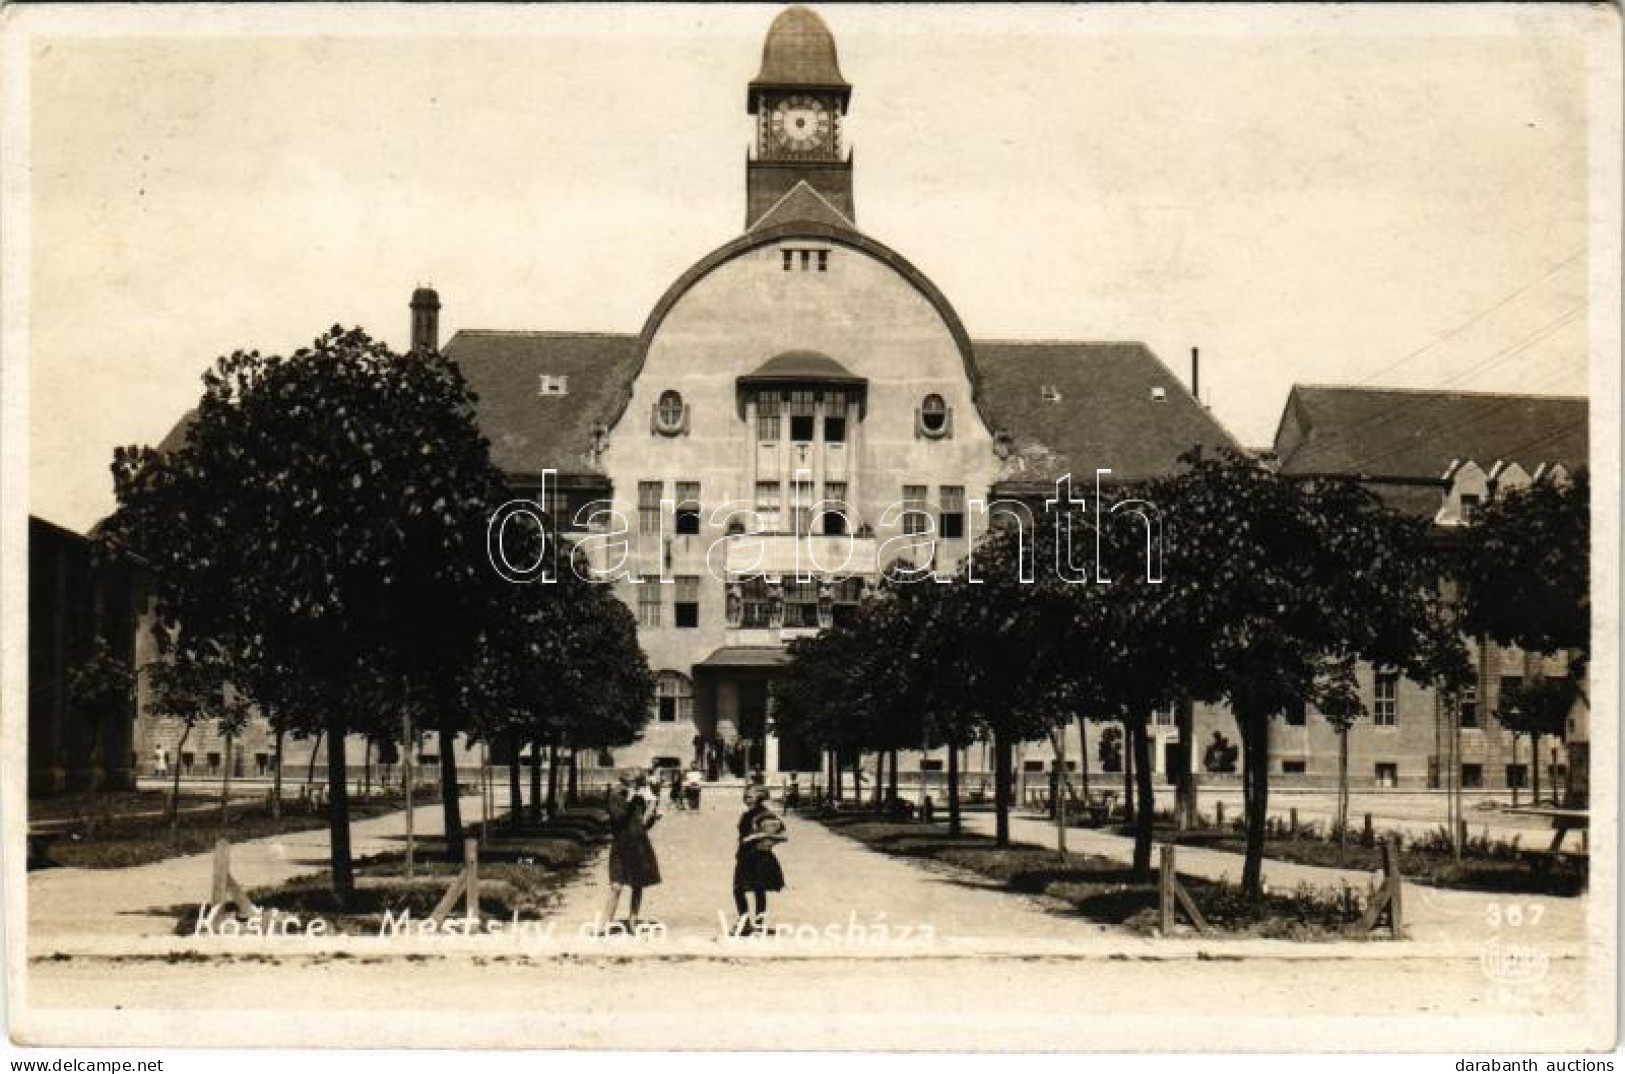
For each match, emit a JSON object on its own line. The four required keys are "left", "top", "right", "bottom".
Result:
{"left": 769, "top": 95, "right": 831, "bottom": 153}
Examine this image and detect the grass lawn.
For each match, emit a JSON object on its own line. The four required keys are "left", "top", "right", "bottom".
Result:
{"left": 1102, "top": 817, "right": 1587, "bottom": 897}
{"left": 813, "top": 811, "right": 1370, "bottom": 940}
{"left": 30, "top": 788, "right": 441, "bottom": 871}
{"left": 172, "top": 809, "right": 609, "bottom": 935}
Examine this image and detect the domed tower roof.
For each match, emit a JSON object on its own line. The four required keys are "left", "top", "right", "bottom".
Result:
{"left": 748, "top": 6, "right": 850, "bottom": 111}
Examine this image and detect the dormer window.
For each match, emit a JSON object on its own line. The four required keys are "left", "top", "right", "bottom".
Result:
{"left": 1151, "top": 386, "right": 1167, "bottom": 402}
{"left": 1040, "top": 385, "right": 1062, "bottom": 403}
{"left": 538, "top": 374, "right": 569, "bottom": 396}
{"left": 780, "top": 245, "right": 830, "bottom": 272}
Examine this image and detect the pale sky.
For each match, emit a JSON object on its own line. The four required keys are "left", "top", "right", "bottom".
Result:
{"left": 20, "top": 4, "right": 1595, "bottom": 532}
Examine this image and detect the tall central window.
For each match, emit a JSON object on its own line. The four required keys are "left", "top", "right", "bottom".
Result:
{"left": 675, "top": 481, "right": 701, "bottom": 535}
{"left": 1373, "top": 668, "right": 1398, "bottom": 726}
{"left": 788, "top": 390, "right": 816, "bottom": 442}
{"left": 902, "top": 485, "right": 929, "bottom": 536}
{"left": 755, "top": 481, "right": 781, "bottom": 532}
{"left": 791, "top": 478, "right": 814, "bottom": 535}
{"left": 824, "top": 390, "right": 847, "bottom": 443}
{"left": 741, "top": 577, "right": 773, "bottom": 628}
{"left": 783, "top": 579, "right": 820, "bottom": 628}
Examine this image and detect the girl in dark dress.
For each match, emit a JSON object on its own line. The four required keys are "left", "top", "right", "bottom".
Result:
{"left": 603, "top": 787, "right": 661, "bottom": 928}
{"left": 731, "top": 785, "right": 785, "bottom": 935}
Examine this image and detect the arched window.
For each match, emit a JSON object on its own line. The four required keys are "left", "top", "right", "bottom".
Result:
{"left": 655, "top": 671, "right": 693, "bottom": 724}
{"left": 919, "top": 393, "right": 950, "bottom": 438}
{"left": 654, "top": 390, "right": 687, "bottom": 436}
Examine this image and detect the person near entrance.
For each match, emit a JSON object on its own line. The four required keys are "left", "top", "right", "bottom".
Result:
{"left": 731, "top": 785, "right": 786, "bottom": 936}
{"left": 602, "top": 774, "right": 662, "bottom": 929}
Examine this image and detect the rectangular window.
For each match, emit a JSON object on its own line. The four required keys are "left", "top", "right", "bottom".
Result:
{"left": 822, "top": 481, "right": 848, "bottom": 536}
{"left": 824, "top": 390, "right": 847, "bottom": 442}
{"left": 783, "top": 579, "right": 821, "bottom": 628}
{"left": 1459, "top": 493, "right": 1481, "bottom": 521}
{"left": 1153, "top": 705, "right": 1175, "bottom": 727}
{"left": 1461, "top": 764, "right": 1484, "bottom": 790}
{"left": 1285, "top": 700, "right": 1307, "bottom": 726}
{"left": 939, "top": 485, "right": 966, "bottom": 539}
{"left": 789, "top": 390, "right": 816, "bottom": 442}
{"left": 674, "top": 575, "right": 699, "bottom": 629}
{"left": 741, "top": 577, "right": 773, "bottom": 629}
{"left": 638, "top": 481, "right": 662, "bottom": 535}
{"left": 782, "top": 250, "right": 793, "bottom": 272}
{"left": 791, "top": 479, "right": 815, "bottom": 535}
{"left": 255, "top": 752, "right": 270, "bottom": 777}
{"left": 637, "top": 580, "right": 661, "bottom": 628}
{"left": 1459, "top": 682, "right": 1479, "bottom": 728}
{"left": 675, "top": 481, "right": 701, "bottom": 536}
{"left": 181, "top": 751, "right": 195, "bottom": 774}
{"left": 919, "top": 759, "right": 944, "bottom": 772}
{"left": 1282, "top": 759, "right": 1307, "bottom": 775}
{"left": 1373, "top": 669, "right": 1398, "bottom": 726}
{"left": 817, "top": 250, "right": 828, "bottom": 272}
{"left": 1022, "top": 760, "right": 1046, "bottom": 773}
{"left": 1505, "top": 764, "right": 1528, "bottom": 789}
{"left": 902, "top": 485, "right": 929, "bottom": 536}
{"left": 755, "top": 481, "right": 781, "bottom": 532}
{"left": 1375, "top": 763, "right": 1398, "bottom": 788}
{"left": 756, "top": 392, "right": 781, "bottom": 442}
{"left": 207, "top": 751, "right": 221, "bottom": 775}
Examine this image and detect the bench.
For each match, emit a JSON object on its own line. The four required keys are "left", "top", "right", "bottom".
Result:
{"left": 1503, "top": 807, "right": 1588, "bottom": 855}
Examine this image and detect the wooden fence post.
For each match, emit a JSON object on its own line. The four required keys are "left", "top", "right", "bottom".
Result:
{"left": 1289, "top": 807, "right": 1299, "bottom": 838}
{"left": 1215, "top": 801, "right": 1224, "bottom": 827}
{"left": 1158, "top": 845, "right": 1175, "bottom": 935}
{"left": 1353, "top": 838, "right": 1404, "bottom": 938}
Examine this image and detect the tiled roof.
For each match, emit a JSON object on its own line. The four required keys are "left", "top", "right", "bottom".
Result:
{"left": 694, "top": 646, "right": 790, "bottom": 669}
{"left": 973, "top": 340, "right": 1241, "bottom": 487}
{"left": 442, "top": 330, "right": 638, "bottom": 478}
{"left": 1276, "top": 385, "right": 1589, "bottom": 480}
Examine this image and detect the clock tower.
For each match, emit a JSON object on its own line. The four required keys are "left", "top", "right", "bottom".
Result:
{"left": 745, "top": 6, "right": 855, "bottom": 228}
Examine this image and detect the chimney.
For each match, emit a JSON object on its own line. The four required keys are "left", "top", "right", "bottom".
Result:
{"left": 1190, "top": 346, "right": 1200, "bottom": 402}
{"left": 410, "top": 285, "right": 441, "bottom": 353}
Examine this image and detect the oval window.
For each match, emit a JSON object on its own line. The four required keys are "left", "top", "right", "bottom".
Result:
{"left": 920, "top": 393, "right": 948, "bottom": 435}
{"left": 656, "top": 390, "right": 685, "bottom": 433}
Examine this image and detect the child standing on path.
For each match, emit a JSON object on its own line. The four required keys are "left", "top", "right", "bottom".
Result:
{"left": 602, "top": 778, "right": 662, "bottom": 929}
{"left": 731, "top": 785, "right": 786, "bottom": 936}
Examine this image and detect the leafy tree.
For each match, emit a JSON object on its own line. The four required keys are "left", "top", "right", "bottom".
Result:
{"left": 104, "top": 327, "right": 507, "bottom": 899}
{"left": 1151, "top": 449, "right": 1469, "bottom": 896}
{"left": 1455, "top": 469, "right": 1589, "bottom": 669}
{"left": 65, "top": 637, "right": 134, "bottom": 797}
{"left": 1495, "top": 675, "right": 1574, "bottom": 806}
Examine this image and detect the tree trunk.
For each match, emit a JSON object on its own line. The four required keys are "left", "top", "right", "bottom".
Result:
{"left": 271, "top": 725, "right": 284, "bottom": 820}
{"left": 567, "top": 748, "right": 580, "bottom": 804}
{"left": 529, "top": 742, "right": 543, "bottom": 823}
{"left": 169, "top": 724, "right": 191, "bottom": 828}
{"left": 993, "top": 730, "right": 1013, "bottom": 847}
{"left": 218, "top": 733, "right": 233, "bottom": 825}
{"left": 438, "top": 723, "right": 462, "bottom": 860}
{"left": 872, "top": 751, "right": 884, "bottom": 811}
{"left": 1510, "top": 733, "right": 1521, "bottom": 807}
{"left": 1174, "top": 696, "right": 1196, "bottom": 830}
{"left": 306, "top": 729, "right": 323, "bottom": 787}
{"left": 1531, "top": 733, "right": 1542, "bottom": 806}
{"left": 1121, "top": 724, "right": 1136, "bottom": 824}
{"left": 947, "top": 744, "right": 962, "bottom": 835}
{"left": 324, "top": 710, "right": 354, "bottom": 901}
{"left": 507, "top": 745, "right": 522, "bottom": 825}
{"left": 1129, "top": 716, "right": 1155, "bottom": 878}
{"left": 1076, "top": 718, "right": 1091, "bottom": 801}
{"left": 850, "top": 754, "right": 861, "bottom": 808}
{"left": 1336, "top": 726, "right": 1350, "bottom": 860}
{"left": 832, "top": 749, "right": 843, "bottom": 804}
{"left": 888, "top": 748, "right": 899, "bottom": 804}
{"left": 546, "top": 743, "right": 561, "bottom": 814}
{"left": 1237, "top": 711, "right": 1270, "bottom": 898}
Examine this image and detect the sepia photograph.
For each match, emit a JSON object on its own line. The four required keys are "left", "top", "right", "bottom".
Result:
{"left": 2, "top": 1, "right": 1619, "bottom": 1058}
